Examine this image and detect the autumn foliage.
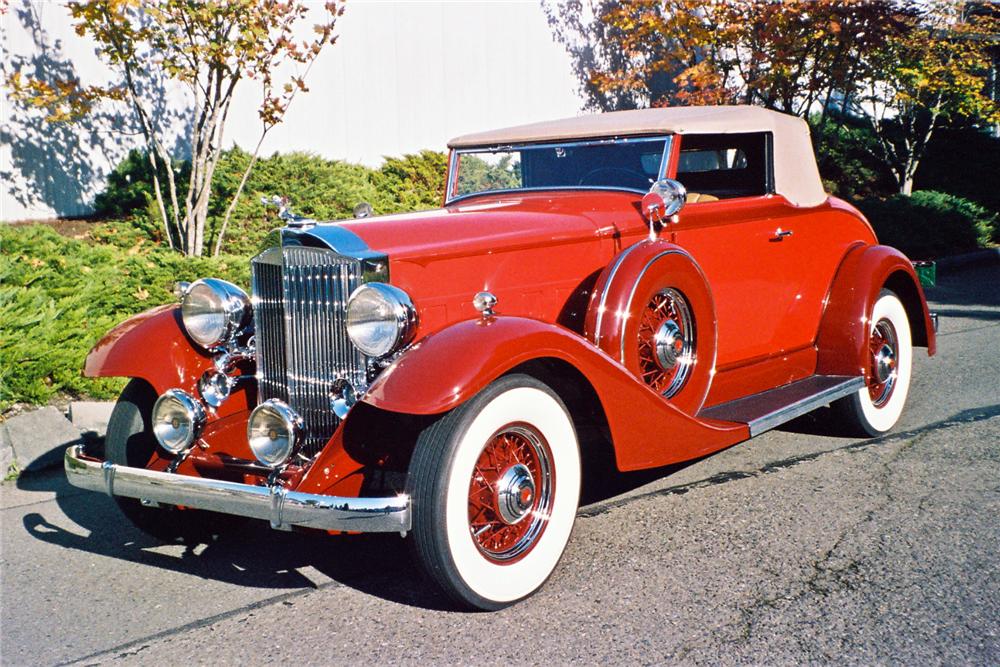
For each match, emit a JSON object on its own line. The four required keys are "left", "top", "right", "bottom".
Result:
{"left": 545, "top": 0, "right": 999, "bottom": 195}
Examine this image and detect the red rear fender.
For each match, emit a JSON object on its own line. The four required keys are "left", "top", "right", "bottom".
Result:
{"left": 817, "top": 244, "right": 936, "bottom": 379}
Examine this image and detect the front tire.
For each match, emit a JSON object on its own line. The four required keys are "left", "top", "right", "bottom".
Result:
{"left": 408, "top": 374, "right": 581, "bottom": 610}
{"left": 835, "top": 291, "right": 913, "bottom": 436}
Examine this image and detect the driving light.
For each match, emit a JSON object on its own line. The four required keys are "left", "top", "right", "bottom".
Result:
{"left": 152, "top": 389, "right": 206, "bottom": 454}
{"left": 248, "top": 400, "right": 304, "bottom": 468}
{"left": 198, "top": 369, "right": 234, "bottom": 408}
{"left": 180, "top": 278, "right": 251, "bottom": 350}
{"left": 346, "top": 283, "right": 416, "bottom": 357}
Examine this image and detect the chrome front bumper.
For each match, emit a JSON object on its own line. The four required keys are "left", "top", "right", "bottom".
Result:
{"left": 64, "top": 446, "right": 411, "bottom": 534}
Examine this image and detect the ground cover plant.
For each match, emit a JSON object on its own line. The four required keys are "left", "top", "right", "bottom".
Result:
{"left": 0, "top": 224, "right": 248, "bottom": 411}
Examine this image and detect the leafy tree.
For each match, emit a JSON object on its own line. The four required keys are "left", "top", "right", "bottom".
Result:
{"left": 7, "top": 0, "right": 342, "bottom": 256}
{"left": 544, "top": 0, "right": 903, "bottom": 115}
{"left": 855, "top": 2, "right": 1000, "bottom": 194}
{"left": 455, "top": 155, "right": 521, "bottom": 197}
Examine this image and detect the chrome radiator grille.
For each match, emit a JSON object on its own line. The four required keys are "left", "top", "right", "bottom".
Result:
{"left": 251, "top": 246, "right": 367, "bottom": 457}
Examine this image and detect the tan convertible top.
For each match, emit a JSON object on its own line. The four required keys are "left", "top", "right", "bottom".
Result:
{"left": 448, "top": 106, "right": 828, "bottom": 208}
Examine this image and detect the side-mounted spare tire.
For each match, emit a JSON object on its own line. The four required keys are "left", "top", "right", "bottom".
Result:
{"left": 585, "top": 241, "right": 717, "bottom": 415}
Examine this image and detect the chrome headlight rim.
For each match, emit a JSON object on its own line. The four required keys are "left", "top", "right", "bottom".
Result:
{"left": 247, "top": 399, "right": 304, "bottom": 469}
{"left": 180, "top": 278, "right": 252, "bottom": 351}
{"left": 345, "top": 282, "right": 417, "bottom": 358}
{"left": 152, "top": 389, "right": 206, "bottom": 455}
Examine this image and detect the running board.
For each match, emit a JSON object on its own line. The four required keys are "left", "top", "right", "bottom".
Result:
{"left": 698, "top": 375, "right": 865, "bottom": 437}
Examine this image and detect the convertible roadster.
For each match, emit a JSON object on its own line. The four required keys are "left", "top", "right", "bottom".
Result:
{"left": 66, "top": 106, "right": 936, "bottom": 610}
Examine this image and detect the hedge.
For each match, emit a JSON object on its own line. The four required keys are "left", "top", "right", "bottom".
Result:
{"left": 95, "top": 148, "right": 449, "bottom": 256}
{"left": 857, "top": 190, "right": 998, "bottom": 260}
{"left": 0, "top": 224, "right": 249, "bottom": 410}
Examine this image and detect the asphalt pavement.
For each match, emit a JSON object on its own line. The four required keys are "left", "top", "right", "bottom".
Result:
{"left": 2, "top": 260, "right": 998, "bottom": 666}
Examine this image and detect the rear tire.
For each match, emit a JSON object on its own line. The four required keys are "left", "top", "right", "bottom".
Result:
{"left": 408, "top": 374, "right": 581, "bottom": 610}
{"left": 834, "top": 291, "right": 912, "bottom": 436}
{"left": 106, "top": 379, "right": 232, "bottom": 543}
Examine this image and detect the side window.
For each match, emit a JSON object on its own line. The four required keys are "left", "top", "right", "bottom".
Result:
{"left": 676, "top": 132, "right": 771, "bottom": 200}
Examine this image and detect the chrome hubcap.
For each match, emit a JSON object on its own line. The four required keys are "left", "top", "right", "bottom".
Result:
{"left": 874, "top": 344, "right": 895, "bottom": 383}
{"left": 653, "top": 319, "right": 683, "bottom": 370}
{"left": 496, "top": 463, "right": 535, "bottom": 525}
{"left": 869, "top": 318, "right": 899, "bottom": 407}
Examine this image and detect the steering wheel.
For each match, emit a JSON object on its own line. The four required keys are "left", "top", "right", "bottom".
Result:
{"left": 577, "top": 167, "right": 650, "bottom": 188}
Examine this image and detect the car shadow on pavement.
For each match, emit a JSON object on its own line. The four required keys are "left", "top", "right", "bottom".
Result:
{"left": 16, "top": 469, "right": 453, "bottom": 610}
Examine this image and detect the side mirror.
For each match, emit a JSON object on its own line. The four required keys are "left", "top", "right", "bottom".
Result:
{"left": 353, "top": 202, "right": 373, "bottom": 219}
{"left": 641, "top": 178, "right": 687, "bottom": 222}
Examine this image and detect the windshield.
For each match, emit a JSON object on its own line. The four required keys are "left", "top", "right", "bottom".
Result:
{"left": 448, "top": 136, "right": 672, "bottom": 202}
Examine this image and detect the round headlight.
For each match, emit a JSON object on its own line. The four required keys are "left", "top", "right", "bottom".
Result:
{"left": 152, "top": 389, "right": 206, "bottom": 454}
{"left": 247, "top": 400, "right": 304, "bottom": 468}
{"left": 180, "top": 278, "right": 251, "bottom": 350}
{"left": 345, "top": 283, "right": 416, "bottom": 357}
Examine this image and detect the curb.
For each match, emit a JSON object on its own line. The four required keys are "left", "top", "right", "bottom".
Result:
{"left": 935, "top": 248, "right": 1000, "bottom": 272}
{"left": 2, "top": 402, "right": 114, "bottom": 480}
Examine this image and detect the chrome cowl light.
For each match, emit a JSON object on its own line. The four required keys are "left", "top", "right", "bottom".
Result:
{"left": 345, "top": 282, "right": 416, "bottom": 358}
{"left": 248, "top": 399, "right": 304, "bottom": 468}
{"left": 180, "top": 278, "right": 252, "bottom": 350}
{"left": 152, "top": 389, "right": 206, "bottom": 454}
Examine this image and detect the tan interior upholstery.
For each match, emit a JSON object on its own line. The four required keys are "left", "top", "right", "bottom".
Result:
{"left": 685, "top": 193, "right": 720, "bottom": 204}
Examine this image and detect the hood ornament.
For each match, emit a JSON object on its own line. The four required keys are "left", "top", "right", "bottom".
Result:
{"left": 262, "top": 195, "right": 314, "bottom": 228}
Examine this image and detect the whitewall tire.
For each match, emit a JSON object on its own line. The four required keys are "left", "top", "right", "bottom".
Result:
{"left": 408, "top": 374, "right": 581, "bottom": 610}
{"left": 836, "top": 291, "right": 913, "bottom": 436}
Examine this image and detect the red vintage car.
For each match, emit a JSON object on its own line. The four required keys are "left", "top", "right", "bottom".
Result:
{"left": 66, "top": 106, "right": 936, "bottom": 610}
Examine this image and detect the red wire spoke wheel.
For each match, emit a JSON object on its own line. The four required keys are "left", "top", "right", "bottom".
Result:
{"left": 467, "top": 424, "right": 554, "bottom": 564}
{"left": 408, "top": 374, "right": 580, "bottom": 610}
{"left": 834, "top": 290, "right": 912, "bottom": 436}
{"left": 636, "top": 287, "right": 695, "bottom": 397}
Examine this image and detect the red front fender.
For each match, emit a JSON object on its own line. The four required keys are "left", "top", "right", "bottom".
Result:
{"left": 83, "top": 305, "right": 254, "bottom": 415}
{"left": 363, "top": 317, "right": 747, "bottom": 471}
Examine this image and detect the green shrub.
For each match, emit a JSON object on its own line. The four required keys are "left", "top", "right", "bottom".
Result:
{"left": 0, "top": 224, "right": 248, "bottom": 410}
{"left": 372, "top": 150, "right": 449, "bottom": 212}
{"left": 857, "top": 190, "right": 998, "bottom": 259}
{"left": 915, "top": 127, "right": 1000, "bottom": 241}
{"left": 92, "top": 147, "right": 449, "bottom": 256}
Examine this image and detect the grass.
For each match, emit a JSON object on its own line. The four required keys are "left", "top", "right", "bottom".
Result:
{"left": 0, "top": 223, "right": 250, "bottom": 412}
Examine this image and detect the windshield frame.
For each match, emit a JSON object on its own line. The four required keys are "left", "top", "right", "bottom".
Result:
{"left": 445, "top": 134, "right": 675, "bottom": 205}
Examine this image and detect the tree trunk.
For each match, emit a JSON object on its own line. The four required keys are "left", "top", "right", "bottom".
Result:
{"left": 899, "top": 177, "right": 914, "bottom": 196}
{"left": 213, "top": 132, "right": 268, "bottom": 256}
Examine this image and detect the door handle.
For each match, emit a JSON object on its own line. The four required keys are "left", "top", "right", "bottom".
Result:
{"left": 771, "top": 228, "right": 793, "bottom": 241}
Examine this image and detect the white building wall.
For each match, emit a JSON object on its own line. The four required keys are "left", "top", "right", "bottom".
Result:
{"left": 1, "top": 0, "right": 584, "bottom": 222}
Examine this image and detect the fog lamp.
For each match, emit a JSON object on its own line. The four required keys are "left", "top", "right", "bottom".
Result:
{"left": 199, "top": 369, "right": 234, "bottom": 408}
{"left": 152, "top": 389, "right": 206, "bottom": 454}
{"left": 247, "top": 400, "right": 304, "bottom": 468}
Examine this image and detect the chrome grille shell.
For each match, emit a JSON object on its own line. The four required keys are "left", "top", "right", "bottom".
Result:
{"left": 251, "top": 245, "right": 368, "bottom": 457}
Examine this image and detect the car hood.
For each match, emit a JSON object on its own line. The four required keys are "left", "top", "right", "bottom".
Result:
{"left": 290, "top": 191, "right": 642, "bottom": 263}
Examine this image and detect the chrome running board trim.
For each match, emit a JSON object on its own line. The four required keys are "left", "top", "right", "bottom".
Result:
{"left": 698, "top": 375, "right": 865, "bottom": 437}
